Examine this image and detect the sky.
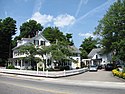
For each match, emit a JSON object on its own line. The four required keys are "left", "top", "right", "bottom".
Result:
{"left": 0, "top": 0, "right": 116, "bottom": 48}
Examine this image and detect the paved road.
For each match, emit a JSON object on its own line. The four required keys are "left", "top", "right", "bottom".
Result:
{"left": 61, "top": 70, "right": 125, "bottom": 82}
{"left": 0, "top": 73, "right": 125, "bottom": 94}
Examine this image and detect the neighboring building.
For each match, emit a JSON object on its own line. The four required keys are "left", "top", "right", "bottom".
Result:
{"left": 70, "top": 46, "right": 81, "bottom": 69}
{"left": 9, "top": 33, "right": 81, "bottom": 70}
{"left": 82, "top": 48, "right": 112, "bottom": 66}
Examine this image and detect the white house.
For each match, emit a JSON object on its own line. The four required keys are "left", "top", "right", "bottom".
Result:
{"left": 10, "top": 33, "right": 81, "bottom": 70}
{"left": 82, "top": 48, "right": 112, "bottom": 66}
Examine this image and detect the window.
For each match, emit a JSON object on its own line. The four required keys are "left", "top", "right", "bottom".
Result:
{"left": 41, "top": 41, "right": 45, "bottom": 46}
{"left": 14, "top": 52, "right": 17, "bottom": 56}
{"left": 96, "top": 55, "right": 98, "bottom": 59}
{"left": 34, "top": 40, "right": 39, "bottom": 45}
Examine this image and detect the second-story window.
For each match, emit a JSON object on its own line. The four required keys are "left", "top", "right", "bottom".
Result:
{"left": 41, "top": 41, "right": 45, "bottom": 46}
{"left": 96, "top": 55, "right": 98, "bottom": 59}
{"left": 34, "top": 40, "right": 39, "bottom": 46}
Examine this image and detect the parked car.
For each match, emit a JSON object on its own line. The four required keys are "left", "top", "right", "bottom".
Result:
{"left": 105, "top": 64, "right": 114, "bottom": 71}
{"left": 89, "top": 65, "right": 98, "bottom": 72}
{"left": 97, "top": 65, "right": 102, "bottom": 69}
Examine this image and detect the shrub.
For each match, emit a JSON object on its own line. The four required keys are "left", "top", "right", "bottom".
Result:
{"left": 54, "top": 66, "right": 70, "bottom": 71}
{"left": 123, "top": 73, "right": 125, "bottom": 79}
{"left": 6, "top": 65, "right": 15, "bottom": 69}
{"left": 76, "top": 67, "right": 79, "bottom": 69}
{"left": 118, "top": 72, "right": 123, "bottom": 78}
{"left": 122, "top": 67, "right": 125, "bottom": 73}
{"left": 112, "top": 68, "right": 124, "bottom": 78}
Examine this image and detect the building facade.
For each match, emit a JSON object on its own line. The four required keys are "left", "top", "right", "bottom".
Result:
{"left": 82, "top": 48, "right": 112, "bottom": 66}
{"left": 10, "top": 33, "right": 81, "bottom": 70}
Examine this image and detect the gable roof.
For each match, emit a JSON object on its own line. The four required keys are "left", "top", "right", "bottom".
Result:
{"left": 88, "top": 48, "right": 102, "bottom": 58}
{"left": 30, "top": 33, "right": 49, "bottom": 42}
{"left": 12, "top": 33, "right": 49, "bottom": 50}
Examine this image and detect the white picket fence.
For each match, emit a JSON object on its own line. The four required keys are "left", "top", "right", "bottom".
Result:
{"left": 0, "top": 68, "right": 88, "bottom": 78}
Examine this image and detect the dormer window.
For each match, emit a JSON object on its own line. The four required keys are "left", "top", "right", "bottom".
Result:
{"left": 34, "top": 40, "right": 39, "bottom": 46}
{"left": 41, "top": 41, "right": 45, "bottom": 46}
{"left": 96, "top": 55, "right": 98, "bottom": 59}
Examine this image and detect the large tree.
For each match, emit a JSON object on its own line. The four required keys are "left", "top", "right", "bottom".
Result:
{"left": 42, "top": 27, "right": 74, "bottom": 46}
{"left": 12, "top": 20, "right": 43, "bottom": 49}
{"left": 20, "top": 20, "right": 43, "bottom": 38}
{"left": 40, "top": 41, "right": 73, "bottom": 66}
{"left": 42, "top": 27, "right": 67, "bottom": 43}
{"left": 80, "top": 37, "right": 97, "bottom": 59}
{"left": 94, "top": 0, "right": 125, "bottom": 62}
{"left": 0, "top": 17, "right": 16, "bottom": 66}
{"left": 65, "top": 33, "right": 74, "bottom": 46}
{"left": 18, "top": 44, "right": 41, "bottom": 70}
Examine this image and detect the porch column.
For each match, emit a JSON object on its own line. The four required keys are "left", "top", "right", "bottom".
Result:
{"left": 20, "top": 59, "right": 23, "bottom": 70}
{"left": 91, "top": 60, "right": 94, "bottom": 65}
{"left": 17, "top": 60, "right": 19, "bottom": 66}
{"left": 45, "top": 53, "right": 48, "bottom": 68}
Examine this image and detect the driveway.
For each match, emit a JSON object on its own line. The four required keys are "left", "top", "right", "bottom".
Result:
{"left": 60, "top": 70, "right": 125, "bottom": 82}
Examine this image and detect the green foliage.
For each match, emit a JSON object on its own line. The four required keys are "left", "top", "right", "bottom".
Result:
{"left": 12, "top": 19, "right": 42, "bottom": 48}
{"left": 42, "top": 26, "right": 74, "bottom": 64}
{"left": 42, "top": 27, "right": 66, "bottom": 43}
{"left": 94, "top": 0, "right": 125, "bottom": 62}
{"left": 54, "top": 66, "right": 70, "bottom": 71}
{"left": 19, "top": 44, "right": 37, "bottom": 56}
{"left": 80, "top": 50, "right": 88, "bottom": 59}
{"left": 65, "top": 33, "right": 74, "bottom": 46}
{"left": 18, "top": 44, "right": 42, "bottom": 70}
{"left": 51, "top": 43, "right": 71, "bottom": 61}
{"left": 20, "top": 20, "right": 43, "bottom": 38}
{"left": 42, "top": 27, "right": 74, "bottom": 45}
{"left": 0, "top": 17, "right": 16, "bottom": 65}
{"left": 39, "top": 41, "right": 73, "bottom": 65}
{"left": 6, "top": 65, "right": 15, "bottom": 69}
{"left": 80, "top": 37, "right": 97, "bottom": 59}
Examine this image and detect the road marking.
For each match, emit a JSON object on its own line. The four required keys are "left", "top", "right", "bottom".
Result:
{"left": 0, "top": 81, "right": 69, "bottom": 94}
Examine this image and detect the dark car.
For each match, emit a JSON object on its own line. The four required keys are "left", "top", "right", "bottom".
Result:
{"left": 97, "top": 65, "right": 102, "bottom": 69}
{"left": 105, "top": 64, "right": 114, "bottom": 71}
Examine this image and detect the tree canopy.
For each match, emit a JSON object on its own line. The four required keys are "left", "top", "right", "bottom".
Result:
{"left": 0, "top": 17, "right": 16, "bottom": 65}
{"left": 80, "top": 37, "right": 97, "bottom": 59}
{"left": 42, "top": 27, "right": 74, "bottom": 46}
{"left": 42, "top": 27, "right": 66, "bottom": 43}
{"left": 20, "top": 20, "right": 43, "bottom": 38}
{"left": 94, "top": 0, "right": 125, "bottom": 61}
{"left": 40, "top": 41, "right": 73, "bottom": 64}
{"left": 12, "top": 20, "right": 43, "bottom": 49}
{"left": 18, "top": 44, "right": 41, "bottom": 69}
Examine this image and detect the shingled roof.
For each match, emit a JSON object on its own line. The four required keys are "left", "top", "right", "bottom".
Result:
{"left": 88, "top": 48, "right": 102, "bottom": 58}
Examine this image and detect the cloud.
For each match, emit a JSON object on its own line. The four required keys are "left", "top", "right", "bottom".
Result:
{"left": 54, "top": 14, "right": 76, "bottom": 28}
{"left": 78, "top": 32, "right": 95, "bottom": 38}
{"left": 75, "top": 0, "right": 88, "bottom": 17}
{"left": 75, "top": 0, "right": 83, "bottom": 17}
{"left": 33, "top": 0, "right": 44, "bottom": 14}
{"left": 76, "top": 0, "right": 115, "bottom": 22}
{"left": 30, "top": 12, "right": 53, "bottom": 25}
{"left": 29, "top": 12, "right": 75, "bottom": 27}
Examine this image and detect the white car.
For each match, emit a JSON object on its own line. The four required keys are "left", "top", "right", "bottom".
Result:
{"left": 89, "top": 65, "right": 98, "bottom": 72}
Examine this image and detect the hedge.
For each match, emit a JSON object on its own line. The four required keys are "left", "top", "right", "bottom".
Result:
{"left": 112, "top": 69, "right": 125, "bottom": 79}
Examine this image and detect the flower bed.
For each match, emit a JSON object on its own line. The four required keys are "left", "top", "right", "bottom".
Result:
{"left": 112, "top": 69, "right": 125, "bottom": 79}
